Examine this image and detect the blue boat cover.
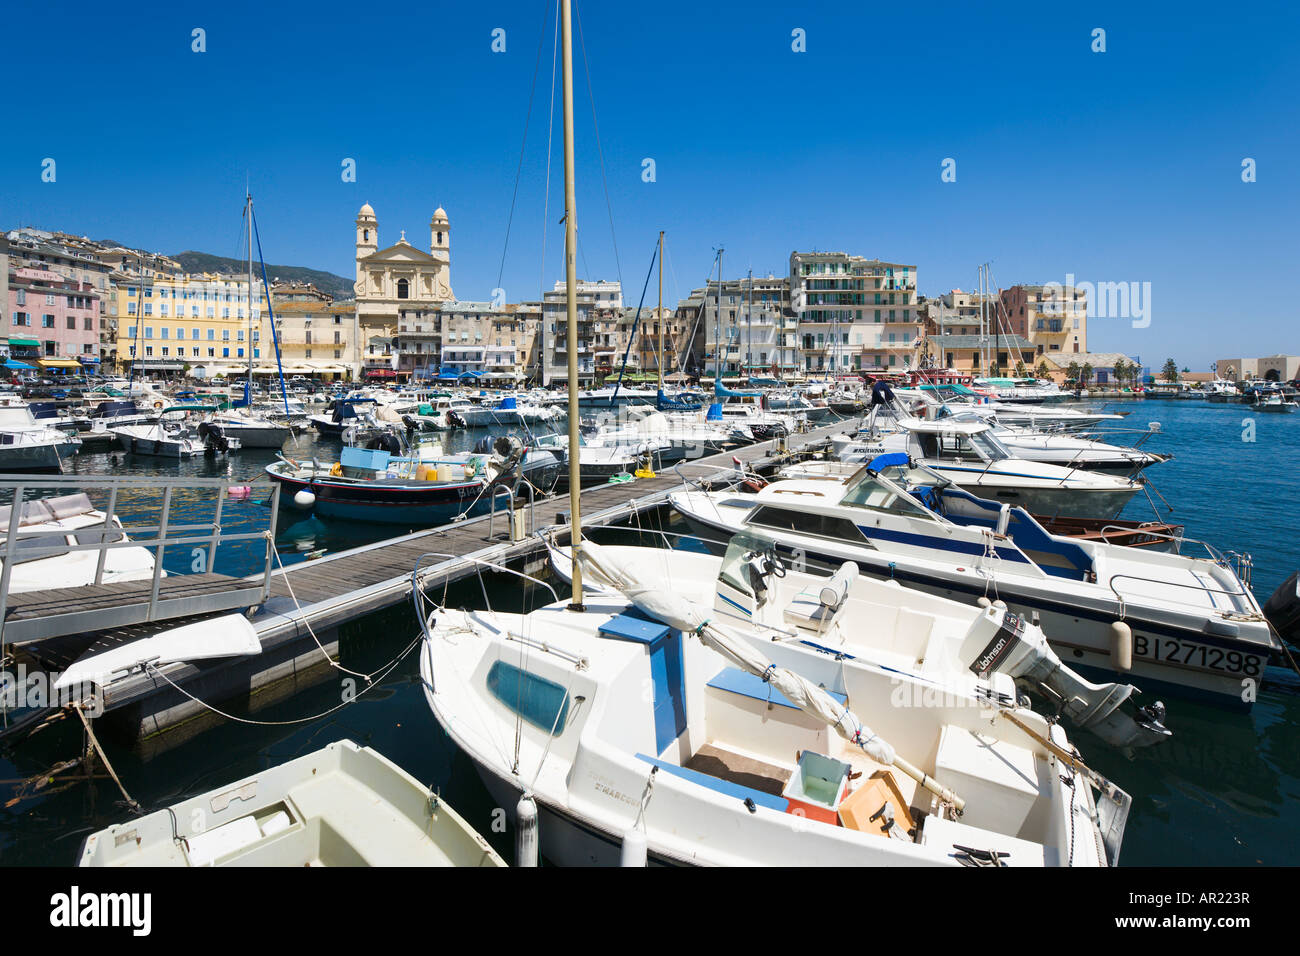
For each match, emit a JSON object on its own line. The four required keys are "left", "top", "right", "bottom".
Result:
{"left": 866, "top": 452, "right": 910, "bottom": 473}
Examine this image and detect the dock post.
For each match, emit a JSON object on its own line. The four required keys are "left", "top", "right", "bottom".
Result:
{"left": 146, "top": 486, "right": 173, "bottom": 621}
{"left": 93, "top": 485, "right": 119, "bottom": 586}
{"left": 0, "top": 484, "right": 24, "bottom": 723}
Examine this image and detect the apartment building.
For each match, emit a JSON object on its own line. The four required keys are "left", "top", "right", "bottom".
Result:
{"left": 789, "top": 251, "right": 919, "bottom": 374}
{"left": 1000, "top": 284, "right": 1088, "bottom": 358}
{"left": 539, "top": 279, "right": 622, "bottom": 385}
{"left": 6, "top": 267, "right": 103, "bottom": 372}
{"left": 113, "top": 273, "right": 264, "bottom": 375}
{"left": 269, "top": 284, "right": 357, "bottom": 380}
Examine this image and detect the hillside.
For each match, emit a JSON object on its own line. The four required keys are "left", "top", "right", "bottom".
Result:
{"left": 170, "top": 251, "right": 354, "bottom": 300}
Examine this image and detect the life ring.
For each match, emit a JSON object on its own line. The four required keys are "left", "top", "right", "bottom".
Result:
{"left": 329, "top": 462, "right": 343, "bottom": 477}
{"left": 153, "top": 401, "right": 164, "bottom": 409}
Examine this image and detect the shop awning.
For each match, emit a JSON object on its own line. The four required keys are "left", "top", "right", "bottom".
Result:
{"left": 37, "top": 359, "right": 84, "bottom": 369}
{"left": 7, "top": 338, "right": 40, "bottom": 348}
{"left": 4, "top": 360, "right": 34, "bottom": 370}
{"left": 365, "top": 369, "right": 397, "bottom": 378}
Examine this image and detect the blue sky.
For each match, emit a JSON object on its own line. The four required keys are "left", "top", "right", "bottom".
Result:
{"left": 3, "top": 0, "right": 1296, "bottom": 369}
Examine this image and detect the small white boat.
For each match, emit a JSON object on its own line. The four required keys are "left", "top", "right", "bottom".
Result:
{"left": 0, "top": 492, "right": 158, "bottom": 593}
{"left": 112, "top": 407, "right": 227, "bottom": 459}
{"left": 0, "top": 405, "right": 81, "bottom": 472}
{"left": 78, "top": 740, "right": 506, "bottom": 866}
{"left": 419, "top": 540, "right": 1130, "bottom": 866}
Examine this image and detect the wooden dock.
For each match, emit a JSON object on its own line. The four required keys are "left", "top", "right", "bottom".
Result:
{"left": 9, "top": 419, "right": 848, "bottom": 744}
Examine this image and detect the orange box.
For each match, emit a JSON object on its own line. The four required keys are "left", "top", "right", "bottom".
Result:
{"left": 785, "top": 796, "right": 842, "bottom": 826}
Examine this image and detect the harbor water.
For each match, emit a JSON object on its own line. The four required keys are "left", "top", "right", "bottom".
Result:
{"left": 0, "top": 399, "right": 1296, "bottom": 865}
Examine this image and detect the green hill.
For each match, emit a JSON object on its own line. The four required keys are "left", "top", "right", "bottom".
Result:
{"left": 171, "top": 251, "right": 354, "bottom": 300}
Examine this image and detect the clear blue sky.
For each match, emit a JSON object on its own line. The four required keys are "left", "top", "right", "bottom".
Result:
{"left": 3, "top": 0, "right": 1296, "bottom": 370}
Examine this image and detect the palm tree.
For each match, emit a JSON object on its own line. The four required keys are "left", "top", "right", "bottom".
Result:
{"left": 1112, "top": 357, "right": 1129, "bottom": 388}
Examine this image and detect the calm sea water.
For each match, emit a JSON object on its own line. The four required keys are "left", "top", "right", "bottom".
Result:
{"left": 0, "top": 399, "right": 1295, "bottom": 865}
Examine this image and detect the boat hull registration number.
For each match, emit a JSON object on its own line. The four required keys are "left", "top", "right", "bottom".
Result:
{"left": 1133, "top": 634, "right": 1263, "bottom": 677}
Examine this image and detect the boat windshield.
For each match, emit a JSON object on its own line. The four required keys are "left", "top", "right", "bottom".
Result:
{"left": 840, "top": 467, "right": 936, "bottom": 518}
{"left": 717, "top": 532, "right": 772, "bottom": 597}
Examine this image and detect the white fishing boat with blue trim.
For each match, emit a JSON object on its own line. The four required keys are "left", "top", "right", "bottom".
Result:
{"left": 417, "top": 539, "right": 1129, "bottom": 866}
{"left": 670, "top": 454, "right": 1281, "bottom": 708}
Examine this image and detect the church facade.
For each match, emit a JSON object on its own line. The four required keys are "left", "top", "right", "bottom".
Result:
{"left": 354, "top": 202, "right": 453, "bottom": 376}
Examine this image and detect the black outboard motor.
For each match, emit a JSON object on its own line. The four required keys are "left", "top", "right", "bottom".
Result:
{"left": 472, "top": 435, "right": 496, "bottom": 456}
{"left": 1264, "top": 571, "right": 1300, "bottom": 648}
{"left": 198, "top": 422, "right": 229, "bottom": 454}
{"left": 363, "top": 431, "right": 401, "bottom": 455}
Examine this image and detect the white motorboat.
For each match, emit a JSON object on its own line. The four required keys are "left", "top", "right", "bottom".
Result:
{"left": 418, "top": 539, "right": 1130, "bottom": 866}
{"left": 894, "top": 385, "right": 1125, "bottom": 431}
{"left": 202, "top": 407, "right": 292, "bottom": 449}
{"left": 847, "top": 406, "right": 1169, "bottom": 475}
{"left": 79, "top": 740, "right": 505, "bottom": 867}
{"left": 0, "top": 405, "right": 81, "bottom": 472}
{"left": 824, "top": 417, "right": 1143, "bottom": 518}
{"left": 670, "top": 454, "right": 1280, "bottom": 708}
{"left": 112, "top": 407, "right": 225, "bottom": 458}
{"left": 0, "top": 492, "right": 158, "bottom": 593}
{"left": 549, "top": 535, "right": 1170, "bottom": 751}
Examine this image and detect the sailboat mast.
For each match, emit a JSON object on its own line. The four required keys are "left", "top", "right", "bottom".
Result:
{"left": 715, "top": 248, "right": 723, "bottom": 386}
{"left": 246, "top": 192, "right": 255, "bottom": 403}
{"left": 561, "top": 0, "right": 584, "bottom": 609}
{"left": 657, "top": 230, "right": 664, "bottom": 391}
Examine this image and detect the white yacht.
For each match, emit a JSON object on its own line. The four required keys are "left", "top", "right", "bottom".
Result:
{"left": 670, "top": 454, "right": 1279, "bottom": 707}
{"left": 825, "top": 417, "right": 1143, "bottom": 518}
{"left": 0, "top": 405, "right": 81, "bottom": 472}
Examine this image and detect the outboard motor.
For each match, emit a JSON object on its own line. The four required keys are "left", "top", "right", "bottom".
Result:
{"left": 472, "top": 435, "right": 496, "bottom": 456}
{"left": 960, "top": 602, "right": 1172, "bottom": 749}
{"left": 363, "top": 432, "right": 401, "bottom": 455}
{"left": 1264, "top": 570, "right": 1300, "bottom": 647}
{"left": 198, "top": 422, "right": 229, "bottom": 455}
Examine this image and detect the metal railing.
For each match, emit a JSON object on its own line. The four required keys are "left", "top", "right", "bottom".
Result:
{"left": 0, "top": 475, "right": 280, "bottom": 644}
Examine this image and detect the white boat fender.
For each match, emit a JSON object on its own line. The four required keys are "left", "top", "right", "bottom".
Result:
{"left": 818, "top": 561, "right": 859, "bottom": 609}
{"left": 515, "top": 794, "right": 539, "bottom": 867}
{"left": 977, "top": 596, "right": 992, "bottom": 608}
{"left": 620, "top": 828, "right": 648, "bottom": 867}
{"left": 1110, "top": 621, "right": 1133, "bottom": 672}
{"left": 293, "top": 489, "right": 316, "bottom": 510}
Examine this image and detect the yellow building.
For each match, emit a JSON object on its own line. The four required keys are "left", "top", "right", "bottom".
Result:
{"left": 113, "top": 272, "right": 266, "bottom": 376}
{"left": 269, "top": 284, "right": 358, "bottom": 381}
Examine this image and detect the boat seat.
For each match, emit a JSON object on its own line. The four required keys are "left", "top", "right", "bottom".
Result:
{"left": 707, "top": 666, "right": 847, "bottom": 711}
{"left": 635, "top": 752, "right": 788, "bottom": 813}
{"left": 284, "top": 774, "right": 452, "bottom": 866}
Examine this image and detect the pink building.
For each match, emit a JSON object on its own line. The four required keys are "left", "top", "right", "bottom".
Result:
{"left": 6, "top": 267, "right": 102, "bottom": 374}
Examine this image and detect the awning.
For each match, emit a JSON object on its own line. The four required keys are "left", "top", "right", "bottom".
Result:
{"left": 79, "top": 356, "right": 101, "bottom": 363}
{"left": 7, "top": 338, "right": 40, "bottom": 348}
{"left": 37, "top": 359, "right": 84, "bottom": 369}
{"left": 365, "top": 369, "right": 397, "bottom": 378}
{"left": 4, "top": 360, "right": 34, "bottom": 370}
